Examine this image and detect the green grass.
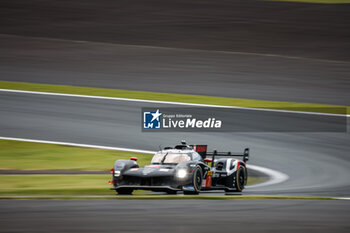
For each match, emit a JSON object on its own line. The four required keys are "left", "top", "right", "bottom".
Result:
{"left": 0, "top": 175, "right": 112, "bottom": 195}
{"left": 0, "top": 81, "right": 347, "bottom": 114}
{"left": 267, "top": 0, "right": 350, "bottom": 3}
{"left": 0, "top": 139, "right": 263, "bottom": 195}
{"left": 0, "top": 139, "right": 152, "bottom": 171}
{"left": 0, "top": 139, "right": 152, "bottom": 194}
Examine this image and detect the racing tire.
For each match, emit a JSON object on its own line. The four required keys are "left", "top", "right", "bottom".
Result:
{"left": 184, "top": 166, "right": 203, "bottom": 195}
{"left": 225, "top": 166, "right": 247, "bottom": 193}
{"left": 116, "top": 188, "right": 133, "bottom": 195}
{"left": 233, "top": 166, "right": 246, "bottom": 192}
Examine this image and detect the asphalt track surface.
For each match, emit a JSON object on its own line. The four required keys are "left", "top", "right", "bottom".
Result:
{"left": 1, "top": 199, "right": 350, "bottom": 233}
{"left": 1, "top": 0, "right": 350, "bottom": 104}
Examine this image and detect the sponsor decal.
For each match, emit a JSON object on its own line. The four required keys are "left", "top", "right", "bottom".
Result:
{"left": 194, "top": 145, "right": 207, "bottom": 152}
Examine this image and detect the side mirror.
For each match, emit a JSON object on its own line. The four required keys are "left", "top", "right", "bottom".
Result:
{"left": 130, "top": 157, "right": 138, "bottom": 161}
{"left": 204, "top": 158, "right": 212, "bottom": 163}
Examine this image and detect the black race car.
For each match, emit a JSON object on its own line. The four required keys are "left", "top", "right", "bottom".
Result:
{"left": 109, "top": 141, "right": 249, "bottom": 195}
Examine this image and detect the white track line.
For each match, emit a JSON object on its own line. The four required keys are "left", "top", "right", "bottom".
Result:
{"left": 246, "top": 164, "right": 289, "bottom": 188}
{"left": 0, "top": 136, "right": 154, "bottom": 154}
{"left": 0, "top": 136, "right": 289, "bottom": 188}
{"left": 0, "top": 88, "right": 348, "bottom": 117}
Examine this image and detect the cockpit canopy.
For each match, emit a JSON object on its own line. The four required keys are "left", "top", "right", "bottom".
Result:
{"left": 151, "top": 152, "right": 191, "bottom": 164}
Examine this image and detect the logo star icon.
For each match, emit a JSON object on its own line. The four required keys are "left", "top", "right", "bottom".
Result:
{"left": 151, "top": 109, "right": 162, "bottom": 122}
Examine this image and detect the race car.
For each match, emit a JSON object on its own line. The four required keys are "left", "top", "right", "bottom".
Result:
{"left": 109, "top": 140, "right": 249, "bottom": 195}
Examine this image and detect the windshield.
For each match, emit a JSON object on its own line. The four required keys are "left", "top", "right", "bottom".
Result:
{"left": 151, "top": 152, "right": 191, "bottom": 164}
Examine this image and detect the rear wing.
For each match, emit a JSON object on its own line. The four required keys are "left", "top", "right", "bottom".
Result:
{"left": 206, "top": 148, "right": 249, "bottom": 164}
{"left": 191, "top": 145, "right": 249, "bottom": 164}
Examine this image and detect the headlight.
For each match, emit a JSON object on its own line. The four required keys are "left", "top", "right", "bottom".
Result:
{"left": 176, "top": 169, "right": 187, "bottom": 178}
{"left": 114, "top": 170, "right": 121, "bottom": 177}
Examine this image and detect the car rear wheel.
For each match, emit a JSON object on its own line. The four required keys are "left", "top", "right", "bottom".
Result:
{"left": 225, "top": 166, "right": 246, "bottom": 193}
{"left": 184, "top": 166, "right": 202, "bottom": 195}
{"left": 234, "top": 167, "right": 246, "bottom": 192}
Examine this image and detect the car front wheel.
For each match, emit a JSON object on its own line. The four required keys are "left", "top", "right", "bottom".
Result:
{"left": 184, "top": 166, "right": 202, "bottom": 195}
